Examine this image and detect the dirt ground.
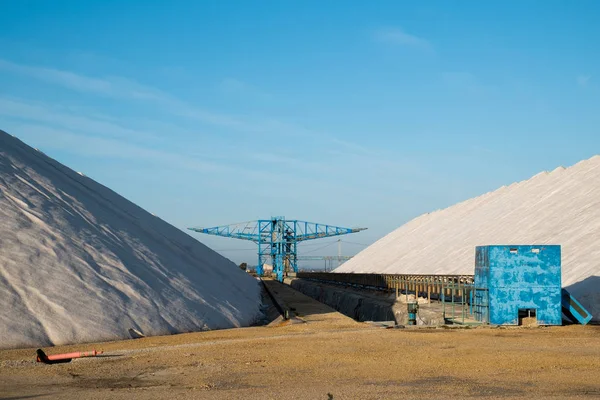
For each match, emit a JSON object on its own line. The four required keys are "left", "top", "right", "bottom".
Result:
{"left": 1, "top": 283, "right": 599, "bottom": 399}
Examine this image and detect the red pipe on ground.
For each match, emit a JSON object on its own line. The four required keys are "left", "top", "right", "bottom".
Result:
{"left": 47, "top": 350, "right": 103, "bottom": 360}
{"left": 36, "top": 349, "right": 103, "bottom": 364}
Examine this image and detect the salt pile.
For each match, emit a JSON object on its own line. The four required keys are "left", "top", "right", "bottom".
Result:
{"left": 0, "top": 130, "right": 261, "bottom": 349}
{"left": 336, "top": 156, "right": 600, "bottom": 321}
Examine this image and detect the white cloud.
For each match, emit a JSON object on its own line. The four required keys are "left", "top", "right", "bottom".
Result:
{"left": 0, "top": 97, "right": 159, "bottom": 143}
{"left": 0, "top": 58, "right": 251, "bottom": 130}
{"left": 441, "top": 71, "right": 491, "bottom": 95}
{"left": 374, "top": 27, "right": 431, "bottom": 50}
{"left": 0, "top": 59, "right": 163, "bottom": 100}
{"left": 218, "top": 78, "right": 272, "bottom": 101}
{"left": 5, "top": 123, "right": 238, "bottom": 175}
{"left": 0, "top": 98, "right": 325, "bottom": 178}
{"left": 577, "top": 75, "right": 591, "bottom": 88}
{"left": 0, "top": 59, "right": 385, "bottom": 162}
{"left": 219, "top": 78, "right": 251, "bottom": 94}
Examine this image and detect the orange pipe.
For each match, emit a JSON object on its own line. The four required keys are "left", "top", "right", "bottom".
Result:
{"left": 46, "top": 350, "right": 103, "bottom": 360}
{"left": 36, "top": 348, "right": 103, "bottom": 364}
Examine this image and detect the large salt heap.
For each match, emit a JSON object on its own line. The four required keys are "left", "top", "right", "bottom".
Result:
{"left": 0, "top": 130, "right": 261, "bottom": 349}
{"left": 336, "top": 156, "right": 600, "bottom": 321}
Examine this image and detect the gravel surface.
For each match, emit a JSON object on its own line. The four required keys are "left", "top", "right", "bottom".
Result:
{"left": 1, "top": 284, "right": 599, "bottom": 399}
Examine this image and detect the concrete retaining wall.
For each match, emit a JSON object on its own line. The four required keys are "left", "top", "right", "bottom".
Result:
{"left": 289, "top": 278, "right": 447, "bottom": 326}
{"left": 289, "top": 278, "right": 395, "bottom": 322}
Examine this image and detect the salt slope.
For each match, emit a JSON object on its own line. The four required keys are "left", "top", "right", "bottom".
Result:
{"left": 0, "top": 130, "right": 261, "bottom": 349}
{"left": 336, "top": 156, "right": 600, "bottom": 320}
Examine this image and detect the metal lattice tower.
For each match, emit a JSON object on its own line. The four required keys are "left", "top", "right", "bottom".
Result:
{"left": 188, "top": 216, "right": 366, "bottom": 282}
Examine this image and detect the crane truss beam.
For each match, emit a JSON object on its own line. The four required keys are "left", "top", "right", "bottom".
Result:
{"left": 188, "top": 217, "right": 366, "bottom": 282}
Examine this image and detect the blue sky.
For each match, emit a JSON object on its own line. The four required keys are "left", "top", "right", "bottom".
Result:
{"left": 1, "top": 1, "right": 599, "bottom": 265}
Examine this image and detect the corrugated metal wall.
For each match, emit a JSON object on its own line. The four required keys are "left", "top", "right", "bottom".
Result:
{"left": 475, "top": 245, "right": 562, "bottom": 325}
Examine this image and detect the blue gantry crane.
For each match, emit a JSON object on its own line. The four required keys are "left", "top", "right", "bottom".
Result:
{"left": 189, "top": 216, "right": 366, "bottom": 282}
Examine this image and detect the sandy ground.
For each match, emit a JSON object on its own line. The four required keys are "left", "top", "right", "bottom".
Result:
{"left": 1, "top": 283, "right": 599, "bottom": 400}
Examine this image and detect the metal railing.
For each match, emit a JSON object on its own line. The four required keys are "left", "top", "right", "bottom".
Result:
{"left": 296, "top": 272, "right": 487, "bottom": 324}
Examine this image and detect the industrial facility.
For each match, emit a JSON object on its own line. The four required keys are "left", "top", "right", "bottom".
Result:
{"left": 3, "top": 2, "right": 600, "bottom": 397}
{"left": 283, "top": 245, "right": 592, "bottom": 327}
{"left": 2, "top": 133, "right": 599, "bottom": 399}
{"left": 184, "top": 158, "right": 600, "bottom": 328}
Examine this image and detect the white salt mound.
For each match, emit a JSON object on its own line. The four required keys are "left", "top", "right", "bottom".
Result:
{"left": 335, "top": 156, "right": 600, "bottom": 321}
{"left": 0, "top": 130, "right": 261, "bottom": 349}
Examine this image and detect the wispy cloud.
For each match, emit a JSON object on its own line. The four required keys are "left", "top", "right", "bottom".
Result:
{"left": 246, "top": 152, "right": 328, "bottom": 173}
{"left": 373, "top": 27, "right": 431, "bottom": 50}
{"left": 0, "top": 59, "right": 241, "bottom": 126}
{"left": 6, "top": 123, "right": 223, "bottom": 172}
{"left": 8, "top": 122, "right": 360, "bottom": 192}
{"left": 1, "top": 101, "right": 428, "bottom": 207}
{"left": 577, "top": 75, "right": 591, "bottom": 88}
{"left": 218, "top": 78, "right": 271, "bottom": 100}
{"left": 0, "top": 97, "right": 160, "bottom": 143}
{"left": 441, "top": 71, "right": 492, "bottom": 95}
{"left": 328, "top": 137, "right": 377, "bottom": 156}
{"left": 4, "top": 122, "right": 309, "bottom": 187}
{"left": 0, "top": 98, "right": 332, "bottom": 178}
{"left": 219, "top": 78, "right": 250, "bottom": 94}
{"left": 0, "top": 59, "right": 164, "bottom": 101}
{"left": 0, "top": 58, "right": 387, "bottom": 161}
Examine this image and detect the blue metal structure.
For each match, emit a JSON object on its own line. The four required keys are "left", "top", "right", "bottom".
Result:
{"left": 189, "top": 217, "right": 366, "bottom": 282}
{"left": 561, "top": 289, "right": 593, "bottom": 325}
{"left": 474, "top": 245, "right": 562, "bottom": 325}
{"left": 407, "top": 302, "right": 419, "bottom": 325}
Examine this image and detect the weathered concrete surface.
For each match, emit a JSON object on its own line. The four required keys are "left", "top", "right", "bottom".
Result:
{"left": 289, "top": 278, "right": 395, "bottom": 322}
{"left": 289, "top": 278, "right": 446, "bottom": 325}
{"left": 262, "top": 278, "right": 358, "bottom": 326}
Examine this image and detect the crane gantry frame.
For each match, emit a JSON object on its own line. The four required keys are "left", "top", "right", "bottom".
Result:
{"left": 189, "top": 216, "right": 366, "bottom": 282}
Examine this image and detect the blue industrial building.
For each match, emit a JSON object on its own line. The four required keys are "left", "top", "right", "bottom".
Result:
{"left": 474, "top": 245, "right": 563, "bottom": 325}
